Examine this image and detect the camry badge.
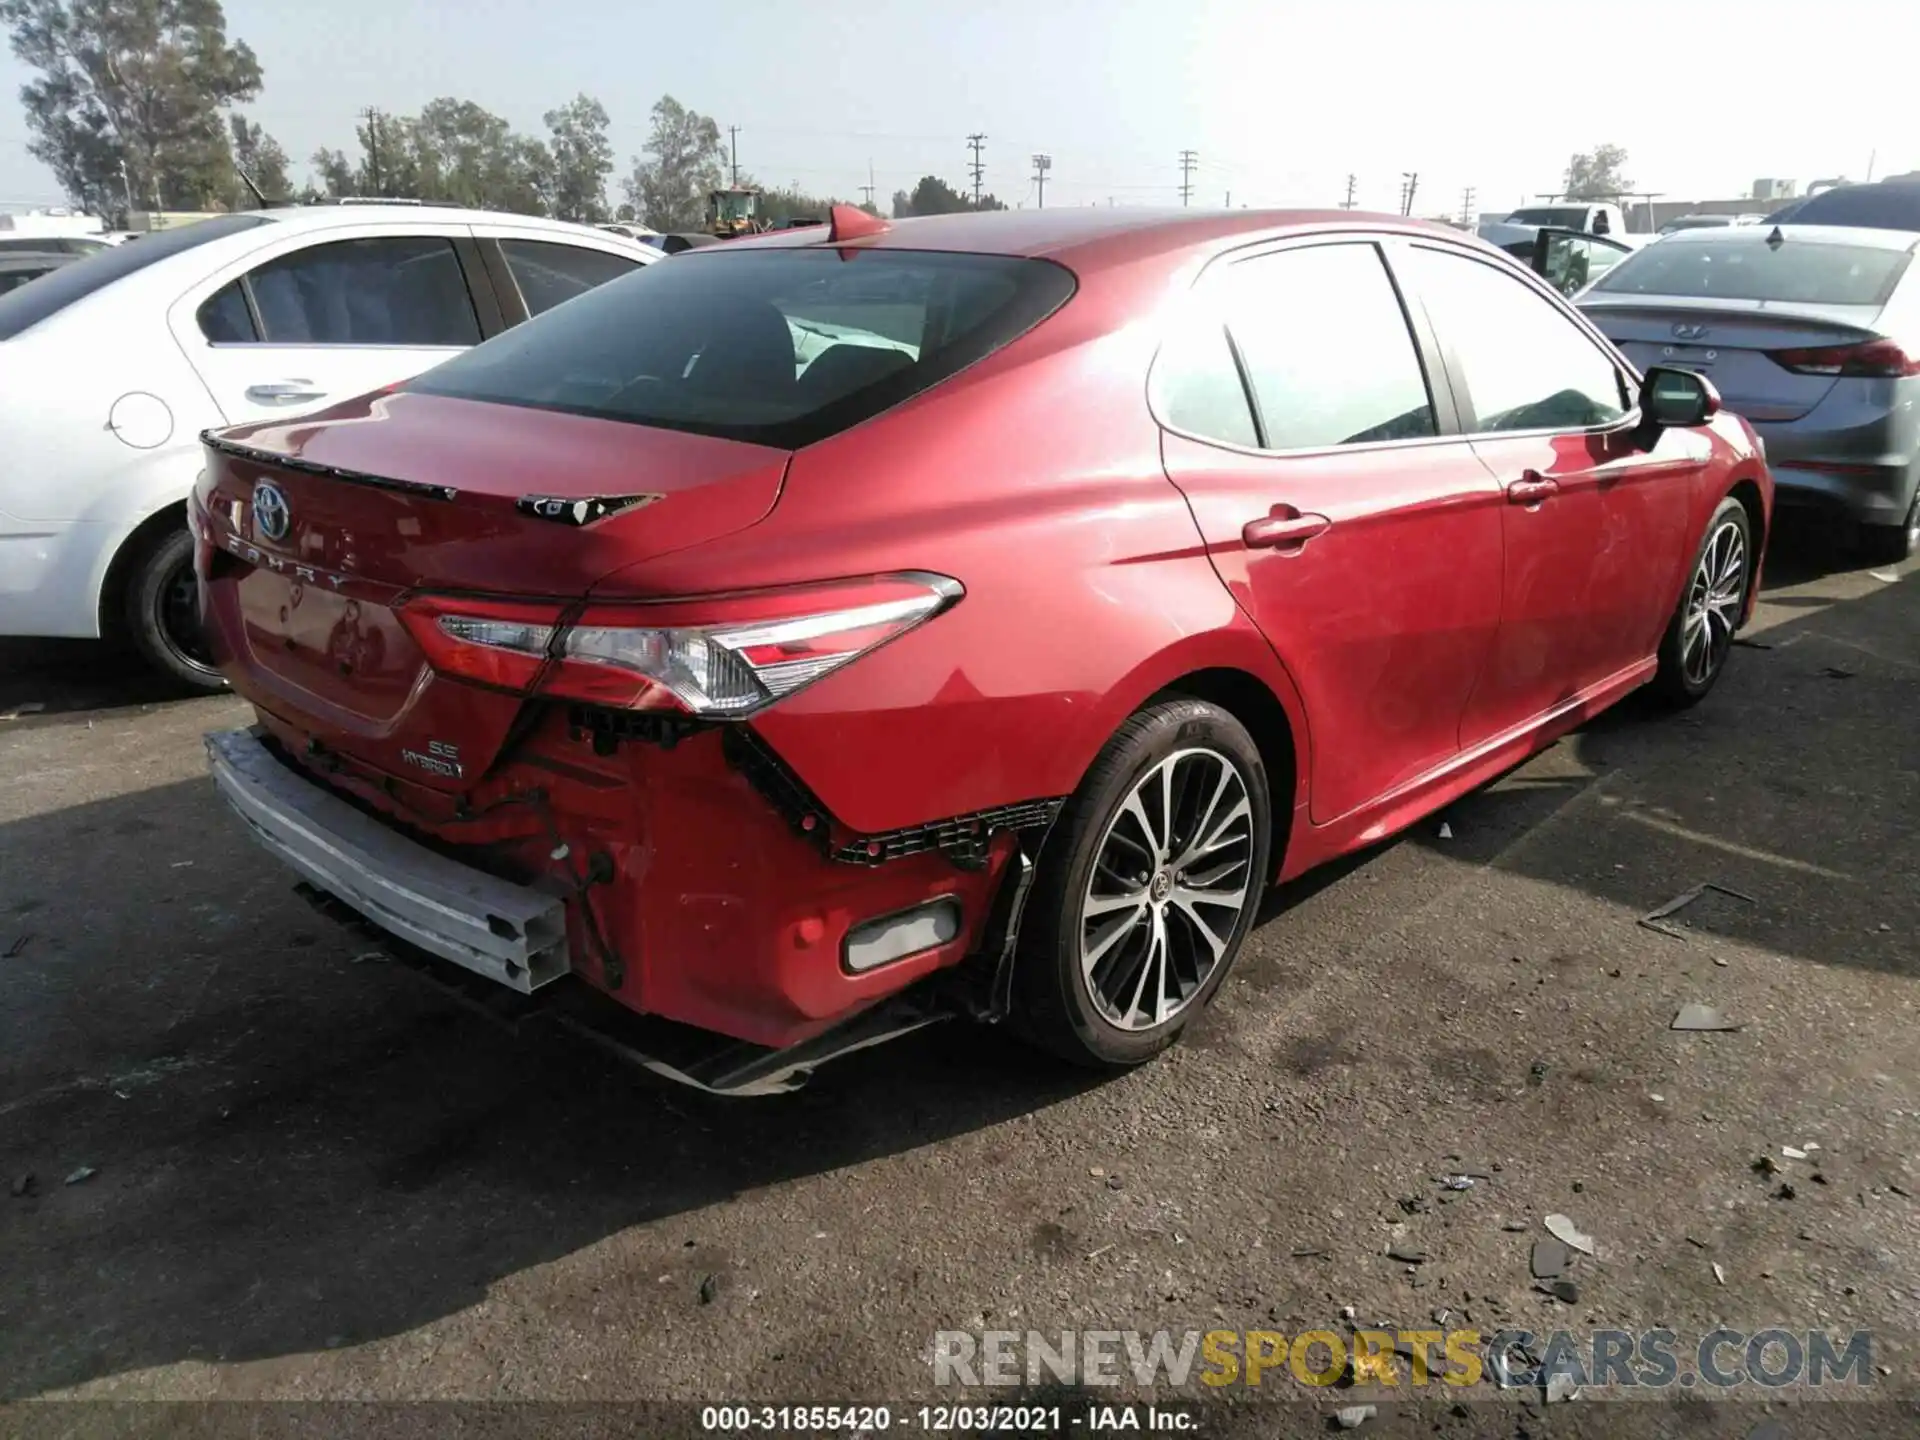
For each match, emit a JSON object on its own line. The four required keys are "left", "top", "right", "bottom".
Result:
{"left": 253, "top": 480, "right": 291, "bottom": 542}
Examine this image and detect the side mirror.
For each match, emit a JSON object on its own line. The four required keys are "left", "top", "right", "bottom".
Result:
{"left": 1634, "top": 365, "right": 1720, "bottom": 446}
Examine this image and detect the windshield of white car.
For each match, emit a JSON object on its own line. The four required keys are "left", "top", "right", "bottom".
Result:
{"left": 1592, "top": 236, "right": 1911, "bottom": 306}
{"left": 0, "top": 214, "right": 272, "bottom": 341}
{"left": 1505, "top": 208, "right": 1591, "bottom": 227}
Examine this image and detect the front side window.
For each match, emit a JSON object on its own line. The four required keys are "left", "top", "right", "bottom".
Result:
{"left": 243, "top": 236, "right": 481, "bottom": 346}
{"left": 1221, "top": 242, "right": 1436, "bottom": 450}
{"left": 409, "top": 247, "right": 1075, "bottom": 448}
{"left": 1404, "top": 246, "right": 1627, "bottom": 434}
{"left": 499, "top": 239, "right": 641, "bottom": 316}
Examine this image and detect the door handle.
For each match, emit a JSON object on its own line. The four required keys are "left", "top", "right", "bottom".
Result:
{"left": 245, "top": 381, "right": 326, "bottom": 405}
{"left": 1506, "top": 471, "right": 1559, "bottom": 506}
{"left": 1242, "top": 506, "right": 1332, "bottom": 551}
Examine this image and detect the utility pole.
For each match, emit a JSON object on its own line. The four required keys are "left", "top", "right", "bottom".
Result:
{"left": 1224, "top": 190, "right": 1231, "bottom": 208}
{"left": 1401, "top": 171, "right": 1419, "bottom": 217}
{"left": 1459, "top": 185, "right": 1476, "bottom": 228}
{"left": 1178, "top": 149, "right": 1198, "bottom": 206}
{"left": 1032, "top": 153, "right": 1051, "bottom": 209}
{"left": 360, "top": 107, "right": 383, "bottom": 195}
{"left": 1342, "top": 173, "right": 1357, "bottom": 209}
{"left": 728, "top": 125, "right": 740, "bottom": 187}
{"left": 967, "top": 133, "right": 987, "bottom": 207}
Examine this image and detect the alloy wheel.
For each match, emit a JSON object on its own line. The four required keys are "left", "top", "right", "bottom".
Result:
{"left": 1079, "top": 747, "right": 1255, "bottom": 1031}
{"left": 1682, "top": 519, "right": 1745, "bottom": 688}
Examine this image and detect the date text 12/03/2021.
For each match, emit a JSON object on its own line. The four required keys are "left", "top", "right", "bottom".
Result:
{"left": 700, "top": 1405, "right": 1195, "bottom": 1432}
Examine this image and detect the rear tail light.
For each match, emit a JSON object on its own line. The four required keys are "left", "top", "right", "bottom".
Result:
{"left": 401, "top": 573, "right": 960, "bottom": 717}
{"left": 398, "top": 595, "right": 560, "bottom": 692}
{"left": 1766, "top": 338, "right": 1920, "bottom": 378}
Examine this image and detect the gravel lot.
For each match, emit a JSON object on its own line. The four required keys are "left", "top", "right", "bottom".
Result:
{"left": 2, "top": 531, "right": 1915, "bottom": 1438}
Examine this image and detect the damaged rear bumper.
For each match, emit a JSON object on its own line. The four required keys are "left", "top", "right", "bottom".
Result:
{"left": 204, "top": 726, "right": 571, "bottom": 993}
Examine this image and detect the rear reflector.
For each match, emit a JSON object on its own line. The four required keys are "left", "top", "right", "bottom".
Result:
{"left": 1767, "top": 338, "right": 1920, "bottom": 378}
{"left": 843, "top": 898, "right": 962, "bottom": 973}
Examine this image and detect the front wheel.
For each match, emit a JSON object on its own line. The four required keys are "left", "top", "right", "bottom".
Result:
{"left": 124, "top": 526, "right": 227, "bottom": 693}
{"left": 1011, "top": 698, "right": 1272, "bottom": 1068}
{"left": 1648, "top": 495, "right": 1751, "bottom": 709}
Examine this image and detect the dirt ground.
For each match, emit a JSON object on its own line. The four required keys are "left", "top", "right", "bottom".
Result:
{"left": 2, "top": 530, "right": 1915, "bottom": 1439}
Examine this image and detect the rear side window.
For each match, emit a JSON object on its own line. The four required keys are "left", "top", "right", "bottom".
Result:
{"left": 197, "top": 281, "right": 258, "bottom": 342}
{"left": 1221, "top": 243, "right": 1436, "bottom": 450}
{"left": 500, "top": 239, "right": 641, "bottom": 316}
{"left": 0, "top": 213, "right": 271, "bottom": 341}
{"left": 1593, "top": 238, "right": 1910, "bottom": 306}
{"left": 408, "top": 247, "right": 1076, "bottom": 448}
{"left": 245, "top": 236, "right": 481, "bottom": 346}
{"left": 1153, "top": 311, "right": 1258, "bottom": 448}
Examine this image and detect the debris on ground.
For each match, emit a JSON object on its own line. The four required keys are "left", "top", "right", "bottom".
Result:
{"left": 697, "top": 1273, "right": 719, "bottom": 1305}
{"left": 1782, "top": 1145, "right": 1808, "bottom": 1160}
{"left": 1443, "top": 1175, "right": 1475, "bottom": 1190}
{"left": 1712, "top": 1262, "right": 1726, "bottom": 1285}
{"left": 63, "top": 1165, "right": 96, "bottom": 1186}
{"left": 1638, "top": 882, "right": 1756, "bottom": 941}
{"left": 1551, "top": 1280, "right": 1580, "bottom": 1304}
{"left": 1821, "top": 666, "right": 1856, "bottom": 680}
{"left": 1528, "top": 1060, "right": 1549, "bottom": 1086}
{"left": 1774, "top": 1183, "right": 1797, "bottom": 1201}
{"left": 1544, "top": 1213, "right": 1595, "bottom": 1256}
{"left": 1869, "top": 568, "right": 1901, "bottom": 583}
{"left": 1291, "top": 1247, "right": 1328, "bottom": 1259}
{"left": 1531, "top": 1238, "right": 1570, "bottom": 1279}
{"left": 1544, "top": 1373, "right": 1579, "bottom": 1403}
{"left": 350, "top": 951, "right": 390, "bottom": 965}
{"left": 1753, "top": 1155, "right": 1781, "bottom": 1177}
{"left": 1386, "top": 1245, "right": 1427, "bottom": 1264}
{"left": 4, "top": 933, "right": 30, "bottom": 959}
{"left": 1672, "top": 1003, "right": 1741, "bottom": 1032}
{"left": 1437, "top": 822, "right": 1453, "bottom": 840}
{"left": 1334, "top": 1404, "right": 1376, "bottom": 1429}
{"left": 1502, "top": 1221, "right": 1529, "bottom": 1232}
{"left": 10, "top": 1173, "right": 34, "bottom": 1198}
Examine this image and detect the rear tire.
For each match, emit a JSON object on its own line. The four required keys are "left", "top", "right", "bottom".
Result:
{"left": 123, "top": 525, "right": 226, "bottom": 693}
{"left": 1857, "top": 489, "right": 1919, "bottom": 567}
{"left": 1648, "top": 495, "right": 1750, "bottom": 710}
{"left": 1011, "top": 698, "right": 1271, "bottom": 1069}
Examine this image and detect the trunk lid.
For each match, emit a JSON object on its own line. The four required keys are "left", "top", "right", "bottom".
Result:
{"left": 199, "top": 390, "right": 788, "bottom": 788}
{"left": 1580, "top": 295, "right": 1887, "bottom": 422}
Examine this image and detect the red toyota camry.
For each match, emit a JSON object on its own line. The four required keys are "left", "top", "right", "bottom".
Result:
{"left": 193, "top": 206, "right": 1772, "bottom": 1093}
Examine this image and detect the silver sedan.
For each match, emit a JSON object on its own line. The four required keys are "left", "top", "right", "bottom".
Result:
{"left": 1578, "top": 224, "right": 1920, "bottom": 562}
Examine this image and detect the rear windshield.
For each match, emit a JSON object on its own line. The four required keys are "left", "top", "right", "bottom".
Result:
{"left": 1781, "top": 185, "right": 1920, "bottom": 232}
{"left": 407, "top": 246, "right": 1077, "bottom": 448}
{"left": 1592, "top": 237, "right": 1910, "bottom": 306}
{"left": 0, "top": 213, "right": 271, "bottom": 341}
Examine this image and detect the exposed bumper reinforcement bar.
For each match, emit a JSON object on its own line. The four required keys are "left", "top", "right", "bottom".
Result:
{"left": 204, "top": 726, "right": 570, "bottom": 993}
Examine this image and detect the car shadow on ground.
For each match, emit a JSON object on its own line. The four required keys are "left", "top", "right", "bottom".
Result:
{"left": 0, "top": 769, "right": 1106, "bottom": 1397}
{"left": 0, "top": 639, "right": 209, "bottom": 718}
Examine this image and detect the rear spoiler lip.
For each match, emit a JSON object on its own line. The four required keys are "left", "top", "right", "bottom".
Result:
{"left": 200, "top": 429, "right": 460, "bottom": 502}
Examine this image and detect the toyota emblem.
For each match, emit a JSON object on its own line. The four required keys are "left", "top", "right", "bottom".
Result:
{"left": 253, "top": 480, "right": 291, "bottom": 543}
{"left": 1672, "top": 322, "right": 1710, "bottom": 341}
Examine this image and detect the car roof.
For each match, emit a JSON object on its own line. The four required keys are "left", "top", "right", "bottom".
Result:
{"left": 230, "top": 203, "right": 653, "bottom": 243}
{"left": 1652, "top": 223, "right": 1920, "bottom": 252}
{"left": 710, "top": 207, "right": 1478, "bottom": 270}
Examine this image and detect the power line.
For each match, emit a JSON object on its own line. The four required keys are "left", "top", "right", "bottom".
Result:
{"left": 1032, "top": 153, "right": 1051, "bottom": 210}
{"left": 1178, "top": 149, "right": 1198, "bottom": 206}
{"left": 966, "top": 133, "right": 986, "bottom": 207}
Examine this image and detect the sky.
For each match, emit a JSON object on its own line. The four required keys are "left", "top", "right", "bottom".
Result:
{"left": 0, "top": 0, "right": 1912, "bottom": 218}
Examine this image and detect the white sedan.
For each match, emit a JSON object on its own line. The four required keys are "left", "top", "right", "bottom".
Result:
{"left": 0, "top": 204, "right": 659, "bottom": 688}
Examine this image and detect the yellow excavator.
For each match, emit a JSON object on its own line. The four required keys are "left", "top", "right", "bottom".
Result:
{"left": 706, "top": 185, "right": 765, "bottom": 238}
